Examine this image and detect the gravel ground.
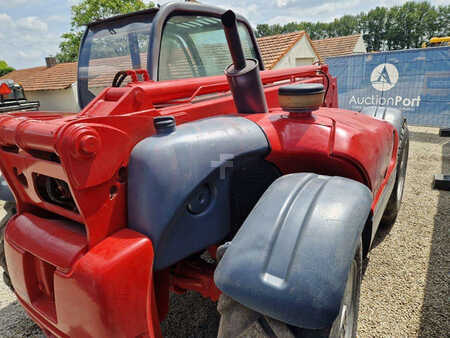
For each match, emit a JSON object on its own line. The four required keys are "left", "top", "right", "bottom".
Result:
{"left": 0, "top": 125, "right": 448, "bottom": 337}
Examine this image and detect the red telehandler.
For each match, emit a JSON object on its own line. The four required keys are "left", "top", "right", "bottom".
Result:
{"left": 0, "top": 3, "right": 408, "bottom": 337}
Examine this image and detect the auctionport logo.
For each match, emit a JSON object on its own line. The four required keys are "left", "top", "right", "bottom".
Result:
{"left": 370, "top": 63, "right": 399, "bottom": 91}
{"left": 348, "top": 62, "right": 421, "bottom": 110}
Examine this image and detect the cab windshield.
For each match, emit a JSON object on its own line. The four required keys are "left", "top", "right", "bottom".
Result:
{"left": 78, "top": 12, "right": 154, "bottom": 105}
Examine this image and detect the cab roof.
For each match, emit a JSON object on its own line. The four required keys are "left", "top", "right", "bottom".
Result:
{"left": 88, "top": 7, "right": 158, "bottom": 27}
{"left": 87, "top": 2, "right": 249, "bottom": 28}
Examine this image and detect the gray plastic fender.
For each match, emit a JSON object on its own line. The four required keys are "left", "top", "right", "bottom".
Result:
{"left": 0, "top": 173, "right": 14, "bottom": 202}
{"left": 359, "top": 106, "right": 404, "bottom": 136}
{"left": 214, "top": 173, "right": 372, "bottom": 329}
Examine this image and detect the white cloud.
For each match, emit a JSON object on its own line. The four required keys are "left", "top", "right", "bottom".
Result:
{"left": 2, "top": 0, "right": 27, "bottom": 7}
{"left": 269, "top": 0, "right": 364, "bottom": 22}
{"left": 0, "top": 14, "right": 48, "bottom": 33}
{"left": 228, "top": 4, "right": 259, "bottom": 25}
{"left": 0, "top": 14, "right": 61, "bottom": 68}
{"left": 47, "top": 15, "right": 67, "bottom": 24}
{"left": 0, "top": 13, "right": 14, "bottom": 28}
{"left": 18, "top": 49, "right": 43, "bottom": 60}
{"left": 275, "top": 0, "right": 295, "bottom": 8}
{"left": 16, "top": 16, "right": 48, "bottom": 32}
{"left": 268, "top": 15, "right": 300, "bottom": 25}
{"left": 1, "top": 0, "right": 40, "bottom": 9}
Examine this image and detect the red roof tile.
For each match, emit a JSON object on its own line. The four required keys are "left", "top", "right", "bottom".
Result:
{"left": 312, "top": 34, "right": 362, "bottom": 60}
{"left": 0, "top": 62, "right": 78, "bottom": 92}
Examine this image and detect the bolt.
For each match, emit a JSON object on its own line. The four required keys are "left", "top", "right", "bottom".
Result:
{"left": 79, "top": 134, "right": 99, "bottom": 155}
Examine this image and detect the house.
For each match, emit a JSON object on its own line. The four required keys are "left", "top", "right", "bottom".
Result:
{"left": 0, "top": 58, "right": 79, "bottom": 112}
{"left": 256, "top": 31, "right": 321, "bottom": 69}
{"left": 312, "top": 34, "right": 366, "bottom": 61}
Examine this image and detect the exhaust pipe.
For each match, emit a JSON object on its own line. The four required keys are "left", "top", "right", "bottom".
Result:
{"left": 221, "top": 10, "right": 268, "bottom": 114}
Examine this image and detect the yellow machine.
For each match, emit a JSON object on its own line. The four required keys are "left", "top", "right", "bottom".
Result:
{"left": 422, "top": 37, "right": 450, "bottom": 48}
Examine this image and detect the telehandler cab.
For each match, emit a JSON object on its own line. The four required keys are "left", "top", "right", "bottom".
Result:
{"left": 0, "top": 2, "right": 408, "bottom": 337}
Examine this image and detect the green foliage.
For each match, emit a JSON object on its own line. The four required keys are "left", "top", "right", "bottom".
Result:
{"left": 56, "top": 0, "right": 154, "bottom": 63}
{"left": 56, "top": 32, "right": 84, "bottom": 63}
{"left": 70, "top": 0, "right": 149, "bottom": 27}
{"left": 0, "top": 60, "right": 15, "bottom": 77}
{"left": 255, "top": 1, "right": 450, "bottom": 52}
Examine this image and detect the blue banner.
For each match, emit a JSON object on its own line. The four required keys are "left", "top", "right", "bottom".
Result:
{"left": 327, "top": 47, "right": 450, "bottom": 127}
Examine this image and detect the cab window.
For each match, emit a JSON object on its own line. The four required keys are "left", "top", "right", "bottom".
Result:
{"left": 159, "top": 15, "right": 257, "bottom": 81}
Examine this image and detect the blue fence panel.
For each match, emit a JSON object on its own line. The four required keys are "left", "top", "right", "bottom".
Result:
{"left": 327, "top": 47, "right": 450, "bottom": 127}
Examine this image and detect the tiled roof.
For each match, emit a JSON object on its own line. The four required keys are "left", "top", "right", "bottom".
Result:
{"left": 257, "top": 31, "right": 308, "bottom": 69}
{"left": 0, "top": 62, "right": 78, "bottom": 92}
{"left": 312, "top": 34, "right": 362, "bottom": 60}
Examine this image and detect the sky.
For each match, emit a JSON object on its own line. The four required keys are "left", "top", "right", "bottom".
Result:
{"left": 1, "top": 0, "right": 449, "bottom": 69}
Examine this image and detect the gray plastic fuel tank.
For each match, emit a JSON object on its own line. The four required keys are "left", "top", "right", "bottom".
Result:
{"left": 128, "top": 116, "right": 269, "bottom": 270}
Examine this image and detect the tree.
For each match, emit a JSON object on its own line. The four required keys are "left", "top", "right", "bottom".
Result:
{"left": 360, "top": 6, "right": 388, "bottom": 51}
{"left": 255, "top": 1, "right": 449, "bottom": 52}
{"left": 0, "top": 61, "right": 15, "bottom": 77}
{"left": 57, "top": 32, "right": 84, "bottom": 63}
{"left": 56, "top": 0, "right": 154, "bottom": 63}
{"left": 330, "top": 15, "right": 360, "bottom": 37}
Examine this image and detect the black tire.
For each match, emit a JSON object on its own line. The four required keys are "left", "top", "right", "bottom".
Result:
{"left": 217, "top": 240, "right": 363, "bottom": 338}
{"left": 381, "top": 121, "right": 409, "bottom": 227}
{"left": 0, "top": 201, "right": 16, "bottom": 292}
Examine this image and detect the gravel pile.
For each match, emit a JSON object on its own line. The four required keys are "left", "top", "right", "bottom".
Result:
{"left": 0, "top": 125, "right": 448, "bottom": 337}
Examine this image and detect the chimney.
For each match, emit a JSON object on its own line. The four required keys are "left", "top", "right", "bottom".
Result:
{"left": 45, "top": 57, "right": 57, "bottom": 68}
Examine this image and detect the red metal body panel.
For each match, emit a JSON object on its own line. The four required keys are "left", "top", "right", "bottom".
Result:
{"left": 5, "top": 222, "right": 154, "bottom": 337}
{"left": 0, "top": 64, "right": 396, "bottom": 337}
{"left": 247, "top": 107, "right": 395, "bottom": 195}
{"left": 6, "top": 213, "right": 87, "bottom": 273}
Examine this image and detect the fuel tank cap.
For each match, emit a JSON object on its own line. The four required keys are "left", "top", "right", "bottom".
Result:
{"left": 278, "top": 83, "right": 325, "bottom": 114}
{"left": 154, "top": 116, "right": 176, "bottom": 134}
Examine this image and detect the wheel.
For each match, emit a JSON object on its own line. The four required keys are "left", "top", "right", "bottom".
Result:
{"left": 381, "top": 121, "right": 409, "bottom": 227}
{"left": 217, "top": 240, "right": 362, "bottom": 338}
{"left": 0, "top": 201, "right": 16, "bottom": 291}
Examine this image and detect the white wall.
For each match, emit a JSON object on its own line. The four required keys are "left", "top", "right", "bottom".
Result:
{"left": 26, "top": 82, "right": 80, "bottom": 113}
{"left": 273, "top": 36, "right": 318, "bottom": 70}
{"left": 353, "top": 35, "right": 367, "bottom": 54}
